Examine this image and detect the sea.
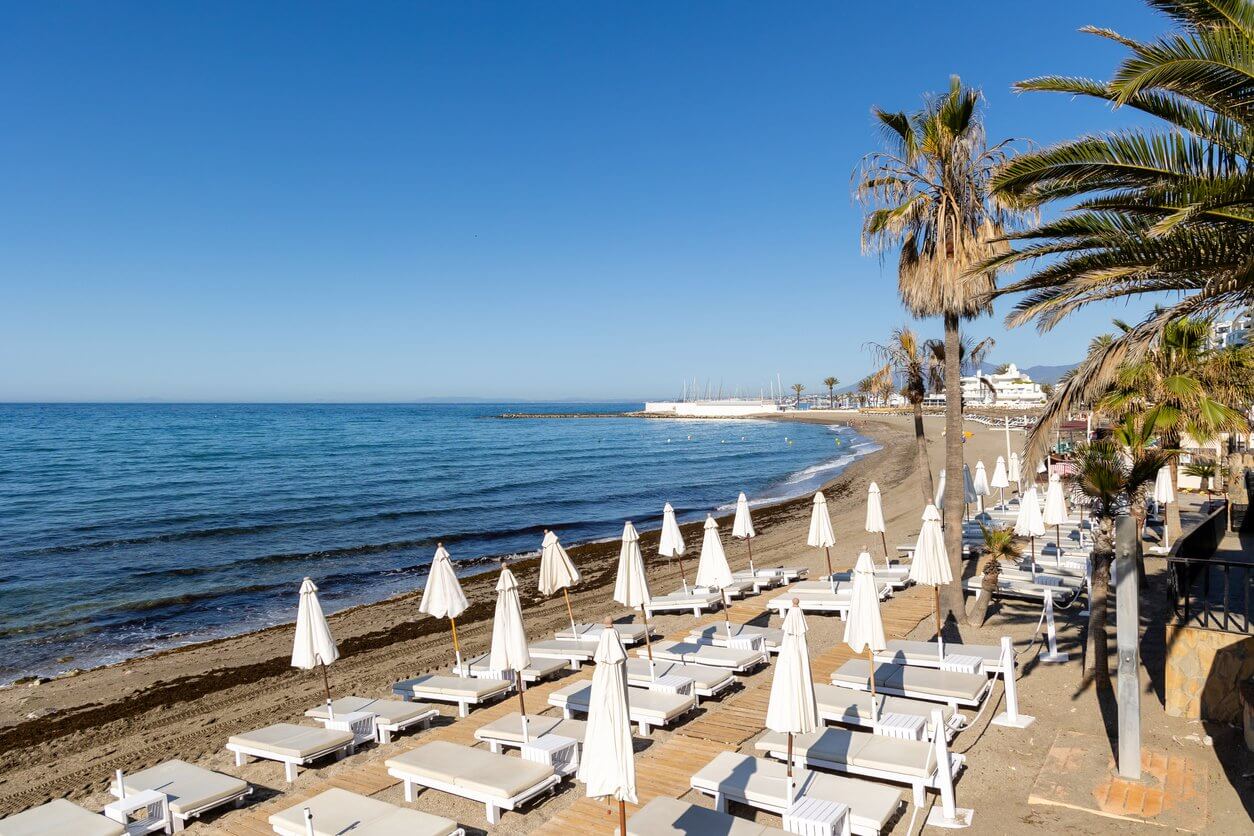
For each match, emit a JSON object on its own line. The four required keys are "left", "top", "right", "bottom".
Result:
{"left": 0, "top": 403, "right": 880, "bottom": 682}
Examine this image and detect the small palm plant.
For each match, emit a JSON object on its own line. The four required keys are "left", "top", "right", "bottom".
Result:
{"left": 1071, "top": 439, "right": 1169, "bottom": 684}
{"left": 1183, "top": 458, "right": 1219, "bottom": 505}
{"left": 970, "top": 525, "right": 1020, "bottom": 627}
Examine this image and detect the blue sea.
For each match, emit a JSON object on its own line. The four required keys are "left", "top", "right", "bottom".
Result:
{"left": 0, "top": 403, "right": 878, "bottom": 682}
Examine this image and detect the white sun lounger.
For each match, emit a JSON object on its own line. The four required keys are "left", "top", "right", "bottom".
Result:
{"left": 688, "top": 623, "right": 783, "bottom": 653}
{"left": 461, "top": 652, "right": 567, "bottom": 682}
{"left": 754, "top": 565, "right": 809, "bottom": 582}
{"left": 627, "top": 657, "right": 735, "bottom": 699}
{"left": 549, "top": 680, "right": 695, "bottom": 735}
{"left": 814, "top": 684, "right": 964, "bottom": 741}
{"left": 226, "top": 723, "right": 357, "bottom": 783}
{"left": 639, "top": 639, "right": 768, "bottom": 674}
{"left": 386, "top": 740, "right": 561, "bottom": 825}
{"left": 790, "top": 580, "right": 895, "bottom": 596}
{"left": 110, "top": 759, "right": 251, "bottom": 831}
{"left": 963, "top": 575, "right": 1079, "bottom": 604}
{"left": 691, "top": 751, "right": 904, "bottom": 836}
{"left": 831, "top": 659, "right": 993, "bottom": 709}
{"left": 731, "top": 570, "right": 782, "bottom": 593}
{"left": 828, "top": 568, "right": 911, "bottom": 589}
{"left": 643, "top": 589, "right": 723, "bottom": 617}
{"left": 756, "top": 725, "right": 966, "bottom": 808}
{"left": 874, "top": 639, "right": 1011, "bottom": 675}
{"left": 391, "top": 673, "right": 512, "bottom": 717}
{"left": 306, "top": 696, "right": 439, "bottom": 743}
{"left": 0, "top": 800, "right": 125, "bottom": 836}
{"left": 553, "top": 621, "right": 650, "bottom": 645}
{"left": 473, "top": 712, "right": 587, "bottom": 754}
{"left": 269, "top": 787, "right": 463, "bottom": 836}
{"left": 625, "top": 797, "right": 790, "bottom": 836}
{"left": 527, "top": 638, "right": 600, "bottom": 669}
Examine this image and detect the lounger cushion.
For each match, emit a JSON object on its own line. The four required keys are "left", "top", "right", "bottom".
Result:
{"left": 387, "top": 741, "right": 554, "bottom": 799}
{"left": 392, "top": 674, "right": 511, "bottom": 700}
{"left": 691, "top": 752, "right": 902, "bottom": 834}
{"left": 881, "top": 639, "right": 1002, "bottom": 667}
{"left": 475, "top": 712, "right": 587, "bottom": 744}
{"left": 306, "top": 697, "right": 436, "bottom": 727}
{"left": 555, "top": 622, "right": 648, "bottom": 643}
{"left": 626, "top": 797, "right": 786, "bottom": 836}
{"left": 625, "top": 658, "right": 732, "bottom": 694}
{"left": 268, "top": 787, "right": 458, "bottom": 836}
{"left": 756, "top": 729, "right": 936, "bottom": 779}
{"left": 228, "top": 723, "right": 354, "bottom": 760}
{"left": 814, "top": 684, "right": 957, "bottom": 730}
{"left": 647, "top": 591, "right": 720, "bottom": 608}
{"left": 114, "top": 759, "right": 247, "bottom": 817}
{"left": 551, "top": 681, "right": 692, "bottom": 722}
{"left": 0, "top": 800, "right": 125, "bottom": 836}
{"left": 464, "top": 652, "right": 567, "bottom": 679}
{"left": 528, "top": 639, "right": 597, "bottom": 659}
{"left": 832, "top": 660, "right": 986, "bottom": 703}
{"left": 646, "top": 640, "right": 761, "bottom": 670}
{"left": 689, "top": 624, "right": 782, "bottom": 649}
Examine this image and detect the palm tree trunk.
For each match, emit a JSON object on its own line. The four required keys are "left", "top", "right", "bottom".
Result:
{"left": 969, "top": 557, "right": 999, "bottom": 627}
{"left": 1086, "top": 516, "right": 1115, "bottom": 686}
{"left": 912, "top": 400, "right": 933, "bottom": 504}
{"left": 940, "top": 313, "right": 967, "bottom": 626}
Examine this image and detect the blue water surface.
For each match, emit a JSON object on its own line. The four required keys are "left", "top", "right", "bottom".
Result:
{"left": 0, "top": 403, "right": 878, "bottom": 680}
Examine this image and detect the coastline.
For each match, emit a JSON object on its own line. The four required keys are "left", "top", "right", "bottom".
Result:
{"left": 0, "top": 412, "right": 914, "bottom": 815}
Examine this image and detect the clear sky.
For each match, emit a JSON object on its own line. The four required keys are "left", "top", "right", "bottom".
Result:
{"left": 2, "top": 1, "right": 1168, "bottom": 402}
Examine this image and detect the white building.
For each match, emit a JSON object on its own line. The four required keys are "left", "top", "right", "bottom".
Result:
{"left": 643, "top": 399, "right": 781, "bottom": 417}
{"left": 1208, "top": 309, "right": 1253, "bottom": 349}
{"left": 922, "top": 363, "right": 1047, "bottom": 409}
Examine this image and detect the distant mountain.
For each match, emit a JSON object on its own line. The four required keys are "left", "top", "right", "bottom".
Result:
{"left": 978, "top": 361, "right": 1077, "bottom": 385}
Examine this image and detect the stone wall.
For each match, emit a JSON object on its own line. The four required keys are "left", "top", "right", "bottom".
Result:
{"left": 1165, "top": 623, "right": 1254, "bottom": 722}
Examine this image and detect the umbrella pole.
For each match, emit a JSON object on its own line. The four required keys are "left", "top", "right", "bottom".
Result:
{"left": 824, "top": 546, "right": 835, "bottom": 591}
{"left": 318, "top": 657, "right": 332, "bottom": 704}
{"left": 639, "top": 604, "right": 656, "bottom": 680}
{"left": 1030, "top": 536, "right": 1037, "bottom": 580}
{"left": 746, "top": 538, "right": 756, "bottom": 576}
{"left": 515, "top": 671, "right": 529, "bottom": 743}
{"left": 721, "top": 589, "right": 733, "bottom": 637}
{"left": 867, "top": 647, "right": 878, "bottom": 722}
{"left": 678, "top": 556, "right": 689, "bottom": 594}
{"left": 618, "top": 800, "right": 627, "bottom": 836}
{"left": 933, "top": 585, "right": 943, "bottom": 641}
{"left": 562, "top": 588, "right": 577, "bottom": 635}
{"left": 879, "top": 531, "right": 889, "bottom": 567}
{"left": 450, "top": 617, "right": 463, "bottom": 676}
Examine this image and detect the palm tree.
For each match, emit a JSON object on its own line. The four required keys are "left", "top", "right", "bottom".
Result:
{"left": 865, "top": 327, "right": 943, "bottom": 502}
{"left": 1070, "top": 439, "right": 1169, "bottom": 684}
{"left": 970, "top": 525, "right": 1020, "bottom": 627}
{"left": 989, "top": 0, "right": 1254, "bottom": 458}
{"left": 823, "top": 376, "right": 839, "bottom": 409}
{"left": 1094, "top": 316, "right": 1254, "bottom": 535}
{"left": 856, "top": 79, "right": 1027, "bottom": 627}
{"left": 790, "top": 383, "right": 805, "bottom": 407}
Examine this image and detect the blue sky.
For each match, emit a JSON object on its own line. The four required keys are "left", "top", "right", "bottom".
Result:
{"left": 2, "top": 1, "right": 1168, "bottom": 402}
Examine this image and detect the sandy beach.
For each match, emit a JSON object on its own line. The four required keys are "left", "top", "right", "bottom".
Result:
{"left": 1, "top": 412, "right": 1247, "bottom": 834}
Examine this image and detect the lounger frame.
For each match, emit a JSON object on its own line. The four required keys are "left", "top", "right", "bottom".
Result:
{"left": 550, "top": 693, "right": 696, "bottom": 735}
{"left": 389, "top": 766, "right": 560, "bottom": 825}
{"left": 643, "top": 596, "right": 720, "bottom": 618}
{"left": 690, "top": 775, "right": 895, "bottom": 836}
{"left": 391, "top": 680, "right": 512, "bottom": 718}
{"left": 227, "top": 738, "right": 354, "bottom": 783}
{"left": 832, "top": 669, "right": 994, "bottom": 710}
{"left": 113, "top": 785, "right": 252, "bottom": 833}
{"left": 526, "top": 643, "right": 597, "bottom": 670}
{"left": 641, "top": 645, "right": 768, "bottom": 675}
{"left": 758, "top": 738, "right": 965, "bottom": 808}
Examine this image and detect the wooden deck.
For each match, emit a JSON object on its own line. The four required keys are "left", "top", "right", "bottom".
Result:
{"left": 208, "top": 580, "right": 936, "bottom": 835}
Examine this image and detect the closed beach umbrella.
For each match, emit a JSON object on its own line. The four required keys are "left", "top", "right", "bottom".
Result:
{"left": 934, "top": 469, "right": 947, "bottom": 509}
{"left": 418, "top": 544, "right": 470, "bottom": 675}
{"left": 1008, "top": 453, "right": 1022, "bottom": 492}
{"left": 909, "top": 505, "right": 951, "bottom": 657}
{"left": 973, "top": 461, "right": 990, "bottom": 515}
{"left": 658, "top": 502, "right": 689, "bottom": 593}
{"left": 614, "top": 521, "right": 655, "bottom": 675}
{"left": 991, "top": 456, "right": 1010, "bottom": 510}
{"left": 1154, "top": 465, "right": 1175, "bottom": 548}
{"left": 807, "top": 491, "right": 837, "bottom": 589}
{"left": 292, "top": 578, "right": 339, "bottom": 706}
{"left": 539, "top": 530, "right": 581, "bottom": 634}
{"left": 732, "top": 492, "right": 758, "bottom": 576}
{"left": 1043, "top": 473, "right": 1069, "bottom": 560}
{"left": 765, "top": 601, "right": 819, "bottom": 804}
{"left": 489, "top": 566, "right": 532, "bottom": 741}
{"left": 961, "top": 463, "right": 977, "bottom": 519}
{"left": 1014, "top": 486, "right": 1046, "bottom": 574}
{"left": 844, "top": 551, "right": 887, "bottom": 712}
{"left": 576, "top": 619, "right": 637, "bottom": 835}
{"left": 696, "top": 515, "right": 736, "bottom": 636}
{"left": 865, "top": 482, "right": 888, "bottom": 564}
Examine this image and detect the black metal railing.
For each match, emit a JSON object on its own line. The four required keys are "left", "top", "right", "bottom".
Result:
{"left": 1167, "top": 501, "right": 1253, "bottom": 633}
